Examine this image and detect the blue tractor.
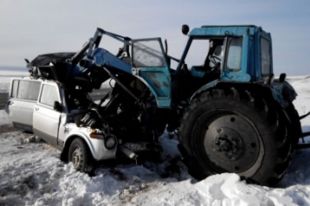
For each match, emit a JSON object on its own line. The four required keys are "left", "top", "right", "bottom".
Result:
{"left": 28, "top": 25, "right": 307, "bottom": 185}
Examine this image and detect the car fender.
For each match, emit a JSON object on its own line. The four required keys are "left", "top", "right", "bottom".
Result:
{"left": 62, "top": 124, "right": 116, "bottom": 161}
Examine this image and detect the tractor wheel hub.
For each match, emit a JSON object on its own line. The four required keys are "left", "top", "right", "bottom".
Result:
{"left": 214, "top": 128, "right": 244, "bottom": 160}
{"left": 203, "top": 114, "right": 260, "bottom": 173}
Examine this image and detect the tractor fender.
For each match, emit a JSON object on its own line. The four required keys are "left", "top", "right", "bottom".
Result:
{"left": 190, "top": 80, "right": 219, "bottom": 102}
{"left": 190, "top": 80, "right": 292, "bottom": 108}
{"left": 271, "top": 80, "right": 297, "bottom": 108}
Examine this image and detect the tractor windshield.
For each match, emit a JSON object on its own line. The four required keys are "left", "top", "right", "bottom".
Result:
{"left": 132, "top": 39, "right": 166, "bottom": 67}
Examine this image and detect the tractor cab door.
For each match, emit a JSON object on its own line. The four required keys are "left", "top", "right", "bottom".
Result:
{"left": 131, "top": 38, "right": 171, "bottom": 108}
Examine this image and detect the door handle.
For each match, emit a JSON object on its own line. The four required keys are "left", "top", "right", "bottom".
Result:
{"left": 34, "top": 107, "right": 39, "bottom": 111}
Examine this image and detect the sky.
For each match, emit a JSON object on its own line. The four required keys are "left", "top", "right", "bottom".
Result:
{"left": 0, "top": 0, "right": 309, "bottom": 75}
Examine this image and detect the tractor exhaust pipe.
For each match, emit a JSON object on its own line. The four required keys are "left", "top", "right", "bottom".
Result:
{"left": 119, "top": 145, "right": 138, "bottom": 160}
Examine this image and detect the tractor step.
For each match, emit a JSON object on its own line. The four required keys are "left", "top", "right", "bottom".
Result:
{"left": 119, "top": 145, "right": 138, "bottom": 160}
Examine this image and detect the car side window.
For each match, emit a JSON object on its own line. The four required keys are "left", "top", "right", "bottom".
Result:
{"left": 11, "top": 80, "right": 19, "bottom": 98}
{"left": 39, "top": 84, "right": 60, "bottom": 107}
{"left": 15, "top": 80, "right": 41, "bottom": 101}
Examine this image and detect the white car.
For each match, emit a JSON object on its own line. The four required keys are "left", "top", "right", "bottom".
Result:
{"left": 7, "top": 77, "right": 117, "bottom": 172}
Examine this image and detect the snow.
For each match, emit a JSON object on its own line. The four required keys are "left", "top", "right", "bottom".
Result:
{"left": 0, "top": 69, "right": 27, "bottom": 93}
{"left": 0, "top": 77, "right": 12, "bottom": 93}
{"left": 0, "top": 76, "right": 310, "bottom": 206}
{"left": 0, "top": 110, "right": 11, "bottom": 126}
{"left": 288, "top": 76, "right": 310, "bottom": 129}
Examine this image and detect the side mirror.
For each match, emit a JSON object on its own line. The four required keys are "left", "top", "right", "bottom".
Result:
{"left": 54, "top": 101, "right": 64, "bottom": 112}
{"left": 182, "top": 24, "right": 190, "bottom": 35}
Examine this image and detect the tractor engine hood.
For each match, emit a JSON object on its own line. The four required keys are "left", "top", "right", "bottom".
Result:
{"left": 29, "top": 52, "right": 75, "bottom": 67}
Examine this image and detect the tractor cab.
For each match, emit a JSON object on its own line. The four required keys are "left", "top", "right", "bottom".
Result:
{"left": 178, "top": 25, "right": 273, "bottom": 83}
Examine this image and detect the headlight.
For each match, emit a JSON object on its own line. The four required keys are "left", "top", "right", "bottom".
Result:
{"left": 104, "top": 135, "right": 117, "bottom": 150}
{"left": 89, "top": 129, "right": 117, "bottom": 150}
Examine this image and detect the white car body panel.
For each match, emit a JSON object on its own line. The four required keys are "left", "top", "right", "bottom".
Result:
{"left": 7, "top": 77, "right": 117, "bottom": 161}
{"left": 64, "top": 123, "right": 117, "bottom": 160}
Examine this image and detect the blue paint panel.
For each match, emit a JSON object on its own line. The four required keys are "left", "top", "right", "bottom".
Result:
{"left": 190, "top": 67, "right": 206, "bottom": 78}
{"left": 138, "top": 67, "right": 171, "bottom": 108}
{"left": 92, "top": 48, "right": 132, "bottom": 74}
{"left": 190, "top": 25, "right": 256, "bottom": 37}
{"left": 221, "top": 72, "right": 251, "bottom": 82}
{"left": 221, "top": 35, "right": 251, "bottom": 82}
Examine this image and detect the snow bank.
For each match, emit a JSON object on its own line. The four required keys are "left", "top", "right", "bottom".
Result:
{"left": 0, "top": 131, "right": 193, "bottom": 205}
{"left": 0, "top": 69, "right": 27, "bottom": 92}
{"left": 0, "top": 77, "right": 12, "bottom": 93}
{"left": 0, "top": 110, "right": 11, "bottom": 126}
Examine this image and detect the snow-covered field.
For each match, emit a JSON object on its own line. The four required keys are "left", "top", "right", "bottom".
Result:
{"left": 0, "top": 69, "right": 27, "bottom": 93}
{"left": 0, "top": 76, "right": 309, "bottom": 206}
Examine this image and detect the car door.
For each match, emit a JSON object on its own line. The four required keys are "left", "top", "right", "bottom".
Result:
{"left": 33, "top": 82, "right": 62, "bottom": 146}
{"left": 7, "top": 79, "right": 41, "bottom": 132}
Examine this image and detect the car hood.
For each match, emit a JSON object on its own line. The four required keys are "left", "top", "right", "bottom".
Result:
{"left": 30, "top": 52, "right": 75, "bottom": 67}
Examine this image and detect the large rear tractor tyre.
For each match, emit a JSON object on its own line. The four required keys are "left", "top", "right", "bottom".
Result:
{"left": 179, "top": 88, "right": 294, "bottom": 185}
{"left": 68, "top": 138, "right": 94, "bottom": 173}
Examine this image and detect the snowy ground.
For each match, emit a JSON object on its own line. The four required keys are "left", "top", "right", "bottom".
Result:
{"left": 0, "top": 76, "right": 310, "bottom": 206}
{"left": 0, "top": 69, "right": 27, "bottom": 93}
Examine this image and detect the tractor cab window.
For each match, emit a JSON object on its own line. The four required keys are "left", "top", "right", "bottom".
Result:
{"left": 225, "top": 38, "right": 242, "bottom": 71}
{"left": 185, "top": 39, "right": 210, "bottom": 68}
{"left": 185, "top": 39, "right": 224, "bottom": 71}
{"left": 206, "top": 40, "right": 224, "bottom": 71}
{"left": 261, "top": 38, "right": 271, "bottom": 75}
{"left": 132, "top": 39, "right": 166, "bottom": 67}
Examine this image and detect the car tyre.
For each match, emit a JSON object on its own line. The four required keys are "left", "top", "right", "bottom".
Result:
{"left": 68, "top": 138, "right": 93, "bottom": 173}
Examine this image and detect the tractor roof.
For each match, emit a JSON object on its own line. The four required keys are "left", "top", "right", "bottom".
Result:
{"left": 189, "top": 25, "right": 270, "bottom": 38}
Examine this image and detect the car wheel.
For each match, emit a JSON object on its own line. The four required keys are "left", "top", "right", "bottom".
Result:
{"left": 68, "top": 138, "right": 93, "bottom": 173}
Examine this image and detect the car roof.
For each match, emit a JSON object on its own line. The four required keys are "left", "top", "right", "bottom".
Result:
{"left": 12, "top": 77, "right": 57, "bottom": 85}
